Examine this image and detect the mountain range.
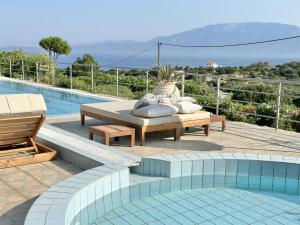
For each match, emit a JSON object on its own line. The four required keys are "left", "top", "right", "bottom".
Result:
{"left": 2, "top": 22, "right": 300, "bottom": 67}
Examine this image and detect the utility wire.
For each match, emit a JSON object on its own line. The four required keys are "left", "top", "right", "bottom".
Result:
{"left": 160, "top": 35, "right": 300, "bottom": 48}
{"left": 108, "top": 43, "right": 156, "bottom": 66}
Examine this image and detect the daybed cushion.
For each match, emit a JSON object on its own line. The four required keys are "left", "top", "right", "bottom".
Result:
{"left": 81, "top": 100, "right": 210, "bottom": 126}
{"left": 0, "top": 94, "right": 47, "bottom": 118}
{"left": 175, "top": 102, "right": 203, "bottom": 114}
{"left": 133, "top": 104, "right": 178, "bottom": 118}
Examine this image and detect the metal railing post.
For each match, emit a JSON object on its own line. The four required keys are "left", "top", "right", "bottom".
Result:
{"left": 146, "top": 70, "right": 149, "bottom": 93}
{"left": 216, "top": 77, "right": 221, "bottom": 115}
{"left": 36, "top": 62, "right": 39, "bottom": 83}
{"left": 275, "top": 81, "right": 282, "bottom": 130}
{"left": 181, "top": 73, "right": 185, "bottom": 97}
{"left": 70, "top": 65, "right": 73, "bottom": 89}
{"left": 21, "top": 60, "right": 25, "bottom": 80}
{"left": 116, "top": 68, "right": 119, "bottom": 97}
{"left": 91, "top": 65, "right": 94, "bottom": 93}
{"left": 9, "top": 59, "right": 12, "bottom": 78}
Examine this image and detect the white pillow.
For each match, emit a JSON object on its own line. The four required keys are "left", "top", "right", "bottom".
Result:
{"left": 175, "top": 102, "right": 202, "bottom": 114}
{"left": 133, "top": 93, "right": 159, "bottom": 110}
{"left": 176, "top": 97, "right": 196, "bottom": 103}
{"left": 133, "top": 104, "right": 178, "bottom": 118}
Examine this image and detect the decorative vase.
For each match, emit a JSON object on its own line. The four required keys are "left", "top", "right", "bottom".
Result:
{"left": 153, "top": 82, "right": 180, "bottom": 97}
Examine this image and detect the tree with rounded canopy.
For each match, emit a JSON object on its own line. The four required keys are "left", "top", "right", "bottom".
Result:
{"left": 71, "top": 54, "right": 100, "bottom": 76}
{"left": 39, "top": 36, "right": 71, "bottom": 62}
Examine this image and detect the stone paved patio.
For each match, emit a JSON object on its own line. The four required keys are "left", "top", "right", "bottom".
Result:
{"left": 0, "top": 159, "right": 82, "bottom": 225}
{"left": 48, "top": 116, "right": 300, "bottom": 158}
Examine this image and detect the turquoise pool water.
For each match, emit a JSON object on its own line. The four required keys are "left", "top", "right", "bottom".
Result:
{"left": 0, "top": 79, "right": 111, "bottom": 115}
{"left": 91, "top": 188, "right": 300, "bottom": 225}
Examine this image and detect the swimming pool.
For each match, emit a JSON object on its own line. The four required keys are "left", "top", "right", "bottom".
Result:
{"left": 0, "top": 79, "right": 111, "bottom": 115}
{"left": 25, "top": 153, "right": 300, "bottom": 225}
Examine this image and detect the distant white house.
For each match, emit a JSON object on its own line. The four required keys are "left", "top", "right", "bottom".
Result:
{"left": 207, "top": 61, "right": 219, "bottom": 69}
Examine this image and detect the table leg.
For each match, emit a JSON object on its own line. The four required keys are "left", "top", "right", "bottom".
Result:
{"left": 89, "top": 132, "right": 93, "bottom": 140}
{"left": 205, "top": 124, "right": 210, "bottom": 136}
{"left": 81, "top": 114, "right": 85, "bottom": 126}
{"left": 130, "top": 133, "right": 135, "bottom": 147}
{"left": 222, "top": 120, "right": 226, "bottom": 131}
{"left": 104, "top": 134, "right": 110, "bottom": 146}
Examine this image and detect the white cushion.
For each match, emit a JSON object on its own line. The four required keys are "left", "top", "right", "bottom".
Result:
{"left": 133, "top": 93, "right": 159, "bottom": 110}
{"left": 133, "top": 104, "right": 178, "bottom": 118}
{"left": 0, "top": 94, "right": 47, "bottom": 118}
{"left": 175, "top": 102, "right": 202, "bottom": 114}
{"left": 176, "top": 97, "right": 196, "bottom": 103}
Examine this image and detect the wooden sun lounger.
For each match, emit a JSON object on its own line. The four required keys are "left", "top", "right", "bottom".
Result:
{"left": 81, "top": 100, "right": 211, "bottom": 145}
{"left": 0, "top": 94, "right": 57, "bottom": 168}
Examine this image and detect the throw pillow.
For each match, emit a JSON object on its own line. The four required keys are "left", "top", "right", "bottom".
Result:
{"left": 133, "top": 104, "right": 178, "bottom": 118}
{"left": 175, "top": 101, "right": 202, "bottom": 114}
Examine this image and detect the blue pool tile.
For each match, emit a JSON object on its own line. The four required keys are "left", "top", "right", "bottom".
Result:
{"left": 181, "top": 160, "right": 193, "bottom": 176}
{"left": 113, "top": 207, "right": 129, "bottom": 216}
{"left": 286, "top": 164, "right": 300, "bottom": 194}
{"left": 103, "top": 194, "right": 113, "bottom": 213}
{"left": 132, "top": 200, "right": 151, "bottom": 210}
{"left": 109, "top": 217, "right": 129, "bottom": 225}
{"left": 222, "top": 214, "right": 247, "bottom": 225}
{"left": 111, "top": 190, "right": 121, "bottom": 209}
{"left": 139, "top": 182, "right": 150, "bottom": 198}
{"left": 123, "top": 203, "right": 140, "bottom": 214}
{"left": 129, "top": 185, "right": 139, "bottom": 201}
{"left": 156, "top": 205, "right": 178, "bottom": 217}
{"left": 160, "top": 179, "right": 171, "bottom": 193}
{"left": 143, "top": 159, "right": 150, "bottom": 175}
{"left": 232, "top": 211, "right": 257, "bottom": 224}
{"left": 182, "top": 211, "right": 206, "bottom": 223}
{"left": 121, "top": 214, "right": 144, "bottom": 225}
{"left": 170, "top": 161, "right": 181, "bottom": 177}
{"left": 214, "top": 159, "right": 226, "bottom": 187}
{"left": 237, "top": 160, "right": 249, "bottom": 189}
{"left": 159, "top": 217, "right": 181, "bottom": 225}
{"left": 249, "top": 161, "right": 261, "bottom": 190}
{"left": 146, "top": 208, "right": 167, "bottom": 220}
{"left": 172, "top": 214, "right": 195, "bottom": 225}
{"left": 273, "top": 162, "right": 286, "bottom": 192}
{"left": 181, "top": 176, "right": 192, "bottom": 190}
{"left": 260, "top": 162, "right": 274, "bottom": 191}
{"left": 170, "top": 177, "right": 181, "bottom": 192}
{"left": 149, "top": 159, "right": 157, "bottom": 176}
{"left": 155, "top": 160, "right": 162, "bottom": 176}
{"left": 192, "top": 160, "right": 203, "bottom": 176}
{"left": 160, "top": 160, "right": 168, "bottom": 177}
{"left": 191, "top": 175, "right": 203, "bottom": 189}
{"left": 225, "top": 160, "right": 238, "bottom": 187}
{"left": 120, "top": 187, "right": 130, "bottom": 205}
{"left": 134, "top": 211, "right": 156, "bottom": 223}
{"left": 203, "top": 160, "right": 214, "bottom": 188}
{"left": 147, "top": 221, "right": 164, "bottom": 225}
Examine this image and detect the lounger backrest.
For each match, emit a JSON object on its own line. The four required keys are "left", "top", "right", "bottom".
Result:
{"left": 0, "top": 94, "right": 47, "bottom": 118}
{"left": 0, "top": 94, "right": 47, "bottom": 147}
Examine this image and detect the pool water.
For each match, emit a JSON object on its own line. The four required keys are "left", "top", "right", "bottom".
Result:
{"left": 90, "top": 188, "right": 300, "bottom": 225}
{"left": 0, "top": 79, "right": 111, "bottom": 115}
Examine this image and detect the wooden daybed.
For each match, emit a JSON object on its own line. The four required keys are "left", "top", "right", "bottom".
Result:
{"left": 0, "top": 94, "right": 56, "bottom": 168}
{"left": 80, "top": 100, "right": 210, "bottom": 145}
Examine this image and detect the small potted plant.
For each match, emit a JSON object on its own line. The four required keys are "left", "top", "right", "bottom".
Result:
{"left": 153, "top": 65, "right": 181, "bottom": 96}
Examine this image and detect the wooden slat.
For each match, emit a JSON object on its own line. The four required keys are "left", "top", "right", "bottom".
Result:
{"left": 0, "top": 138, "right": 28, "bottom": 146}
{"left": 0, "top": 116, "right": 42, "bottom": 124}
{"left": 0, "top": 131, "right": 33, "bottom": 141}
{"left": 0, "top": 124, "right": 37, "bottom": 133}
{"left": 0, "top": 147, "right": 35, "bottom": 156}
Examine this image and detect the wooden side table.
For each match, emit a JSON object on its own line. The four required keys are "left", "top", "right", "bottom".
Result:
{"left": 210, "top": 114, "right": 226, "bottom": 131}
{"left": 89, "top": 125, "right": 135, "bottom": 146}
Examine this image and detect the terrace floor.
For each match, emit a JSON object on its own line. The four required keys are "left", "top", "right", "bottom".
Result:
{"left": 0, "top": 159, "right": 82, "bottom": 225}
{"left": 48, "top": 115, "right": 300, "bottom": 158}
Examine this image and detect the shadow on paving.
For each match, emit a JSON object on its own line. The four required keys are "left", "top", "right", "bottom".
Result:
{"left": 0, "top": 198, "right": 37, "bottom": 225}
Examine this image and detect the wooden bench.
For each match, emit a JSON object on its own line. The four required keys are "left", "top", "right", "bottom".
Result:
{"left": 210, "top": 114, "right": 226, "bottom": 131}
{"left": 89, "top": 125, "right": 135, "bottom": 146}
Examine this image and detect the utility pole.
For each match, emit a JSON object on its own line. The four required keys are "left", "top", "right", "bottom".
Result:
{"left": 157, "top": 41, "right": 161, "bottom": 67}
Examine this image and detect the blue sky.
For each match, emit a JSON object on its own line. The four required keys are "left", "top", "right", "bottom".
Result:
{"left": 1, "top": 0, "right": 300, "bottom": 46}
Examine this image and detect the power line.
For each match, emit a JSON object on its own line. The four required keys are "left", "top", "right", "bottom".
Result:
{"left": 160, "top": 35, "right": 300, "bottom": 48}
{"left": 108, "top": 43, "right": 156, "bottom": 66}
